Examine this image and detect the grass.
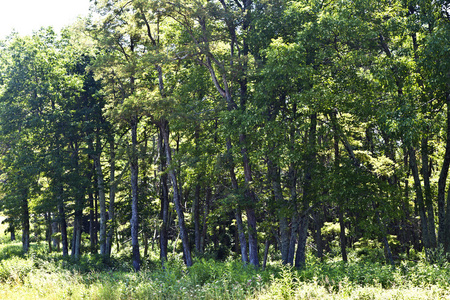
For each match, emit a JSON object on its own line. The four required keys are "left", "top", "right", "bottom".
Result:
{"left": 0, "top": 241, "right": 450, "bottom": 299}
{"left": 1, "top": 222, "right": 449, "bottom": 299}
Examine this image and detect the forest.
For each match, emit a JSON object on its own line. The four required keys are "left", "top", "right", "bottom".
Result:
{"left": 0, "top": 0, "right": 450, "bottom": 299}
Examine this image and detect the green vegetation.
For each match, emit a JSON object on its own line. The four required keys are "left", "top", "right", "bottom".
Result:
{"left": 0, "top": 240, "right": 450, "bottom": 299}
{"left": 1, "top": 0, "right": 450, "bottom": 298}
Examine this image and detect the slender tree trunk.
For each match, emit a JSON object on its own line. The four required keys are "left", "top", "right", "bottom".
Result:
{"left": 160, "top": 119, "right": 192, "bottom": 267}
{"left": 200, "top": 187, "right": 211, "bottom": 253}
{"left": 106, "top": 135, "right": 116, "bottom": 257}
{"left": 10, "top": 220, "right": 15, "bottom": 241}
{"left": 130, "top": 117, "right": 140, "bottom": 271}
{"left": 295, "top": 113, "right": 317, "bottom": 268}
{"left": 194, "top": 182, "right": 201, "bottom": 253}
{"left": 71, "top": 141, "right": 84, "bottom": 259}
{"left": 295, "top": 215, "right": 309, "bottom": 269}
{"left": 45, "top": 212, "right": 52, "bottom": 253}
{"left": 313, "top": 211, "right": 323, "bottom": 259}
{"left": 21, "top": 189, "right": 30, "bottom": 253}
{"left": 338, "top": 206, "right": 347, "bottom": 262}
{"left": 159, "top": 127, "right": 169, "bottom": 263}
{"left": 287, "top": 164, "right": 299, "bottom": 265}
{"left": 51, "top": 215, "right": 59, "bottom": 252}
{"left": 268, "top": 159, "right": 289, "bottom": 264}
{"left": 438, "top": 94, "right": 450, "bottom": 249}
{"left": 226, "top": 139, "right": 248, "bottom": 263}
{"left": 240, "top": 134, "right": 259, "bottom": 267}
{"left": 421, "top": 137, "right": 437, "bottom": 248}
{"left": 58, "top": 185, "right": 68, "bottom": 256}
{"left": 332, "top": 111, "right": 348, "bottom": 262}
{"left": 409, "top": 147, "right": 430, "bottom": 249}
{"left": 93, "top": 130, "right": 107, "bottom": 256}
{"left": 263, "top": 239, "right": 270, "bottom": 270}
{"left": 89, "top": 189, "right": 96, "bottom": 253}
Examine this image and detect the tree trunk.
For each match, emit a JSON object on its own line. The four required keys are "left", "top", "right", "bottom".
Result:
{"left": 421, "top": 137, "right": 437, "bottom": 248}
{"left": 263, "top": 239, "right": 270, "bottom": 270}
{"left": 89, "top": 189, "right": 96, "bottom": 253}
{"left": 409, "top": 147, "right": 430, "bottom": 249}
{"left": 160, "top": 119, "right": 192, "bottom": 267}
{"left": 130, "top": 117, "right": 140, "bottom": 271}
{"left": 287, "top": 164, "right": 299, "bottom": 265}
{"left": 106, "top": 135, "right": 116, "bottom": 257}
{"left": 193, "top": 182, "right": 201, "bottom": 253}
{"left": 21, "top": 189, "right": 30, "bottom": 253}
{"left": 94, "top": 152, "right": 107, "bottom": 256}
{"left": 438, "top": 94, "right": 450, "bottom": 249}
{"left": 338, "top": 206, "right": 347, "bottom": 262}
{"left": 58, "top": 186, "right": 68, "bottom": 256}
{"left": 159, "top": 127, "right": 169, "bottom": 263}
{"left": 313, "top": 210, "right": 324, "bottom": 259}
{"left": 268, "top": 159, "right": 289, "bottom": 264}
{"left": 200, "top": 187, "right": 211, "bottom": 253}
{"left": 295, "top": 215, "right": 309, "bottom": 269}
{"left": 51, "top": 215, "right": 60, "bottom": 252}
{"left": 226, "top": 139, "right": 248, "bottom": 263}
{"left": 240, "top": 134, "right": 259, "bottom": 267}
{"left": 45, "top": 211, "right": 52, "bottom": 253}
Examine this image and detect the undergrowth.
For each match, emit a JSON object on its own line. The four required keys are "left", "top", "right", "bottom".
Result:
{"left": 0, "top": 241, "right": 450, "bottom": 299}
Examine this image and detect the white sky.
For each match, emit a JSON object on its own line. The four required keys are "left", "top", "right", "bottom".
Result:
{"left": 0, "top": 0, "right": 91, "bottom": 39}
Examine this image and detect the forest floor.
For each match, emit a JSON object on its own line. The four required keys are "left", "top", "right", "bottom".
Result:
{"left": 0, "top": 223, "right": 449, "bottom": 299}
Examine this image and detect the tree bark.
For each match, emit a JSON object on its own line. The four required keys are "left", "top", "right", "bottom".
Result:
{"left": 21, "top": 189, "right": 30, "bottom": 253}
{"left": 409, "top": 147, "right": 430, "bottom": 249}
{"left": 130, "top": 117, "right": 140, "bottom": 271}
{"left": 93, "top": 133, "right": 107, "bottom": 256}
{"left": 200, "top": 187, "right": 211, "bottom": 253}
{"left": 158, "top": 127, "right": 169, "bottom": 264}
{"left": 160, "top": 119, "right": 192, "bottom": 267}
{"left": 421, "top": 137, "right": 437, "bottom": 248}
{"left": 106, "top": 135, "right": 116, "bottom": 257}
{"left": 58, "top": 185, "right": 68, "bottom": 257}
{"left": 438, "top": 94, "right": 450, "bottom": 250}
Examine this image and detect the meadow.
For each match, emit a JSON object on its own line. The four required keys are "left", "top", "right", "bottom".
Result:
{"left": 1, "top": 221, "right": 450, "bottom": 300}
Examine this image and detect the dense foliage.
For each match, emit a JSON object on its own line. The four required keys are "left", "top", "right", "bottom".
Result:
{"left": 1, "top": 0, "right": 450, "bottom": 285}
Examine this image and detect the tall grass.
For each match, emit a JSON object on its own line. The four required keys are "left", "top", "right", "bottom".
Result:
{"left": 1, "top": 241, "right": 450, "bottom": 299}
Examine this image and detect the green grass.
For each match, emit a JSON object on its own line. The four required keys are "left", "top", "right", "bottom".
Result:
{"left": 1, "top": 241, "right": 450, "bottom": 299}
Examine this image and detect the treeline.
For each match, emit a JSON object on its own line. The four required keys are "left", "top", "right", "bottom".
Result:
{"left": 0, "top": 0, "right": 449, "bottom": 271}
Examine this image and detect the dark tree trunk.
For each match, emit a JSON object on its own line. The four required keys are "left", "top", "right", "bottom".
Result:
{"left": 295, "top": 113, "right": 317, "bottom": 268}
{"left": 160, "top": 119, "right": 192, "bottom": 267}
{"left": 438, "top": 94, "right": 450, "bottom": 250}
{"left": 421, "top": 137, "right": 437, "bottom": 248}
{"left": 71, "top": 141, "right": 84, "bottom": 260}
{"left": 130, "top": 117, "right": 140, "bottom": 271}
{"left": 268, "top": 159, "right": 289, "bottom": 264}
{"left": 89, "top": 189, "right": 96, "bottom": 253}
{"left": 313, "top": 210, "right": 324, "bottom": 259}
{"left": 263, "top": 239, "right": 270, "bottom": 270}
{"left": 106, "top": 135, "right": 116, "bottom": 257}
{"left": 200, "top": 187, "right": 211, "bottom": 253}
{"left": 332, "top": 109, "right": 347, "bottom": 262}
{"left": 159, "top": 127, "right": 169, "bottom": 263}
{"left": 93, "top": 134, "right": 107, "bottom": 255}
{"left": 287, "top": 164, "right": 299, "bottom": 265}
{"left": 338, "top": 206, "right": 347, "bottom": 262}
{"left": 21, "top": 190, "right": 30, "bottom": 253}
{"left": 51, "top": 215, "right": 60, "bottom": 252}
{"left": 409, "top": 147, "right": 430, "bottom": 249}
{"left": 194, "top": 182, "right": 201, "bottom": 253}
{"left": 295, "top": 215, "right": 309, "bottom": 269}
{"left": 45, "top": 211, "right": 52, "bottom": 253}
{"left": 58, "top": 187, "right": 68, "bottom": 257}
{"left": 226, "top": 139, "right": 248, "bottom": 263}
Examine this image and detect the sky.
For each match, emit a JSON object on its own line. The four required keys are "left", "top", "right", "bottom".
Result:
{"left": 0, "top": 0, "right": 91, "bottom": 39}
